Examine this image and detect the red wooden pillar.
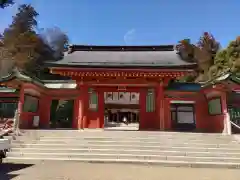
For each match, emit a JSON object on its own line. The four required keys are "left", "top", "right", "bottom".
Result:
{"left": 221, "top": 92, "right": 228, "bottom": 114}
{"left": 97, "top": 88, "right": 105, "bottom": 128}
{"left": 78, "top": 84, "right": 89, "bottom": 129}
{"left": 18, "top": 85, "right": 25, "bottom": 128}
{"left": 139, "top": 88, "right": 146, "bottom": 130}
{"left": 39, "top": 95, "right": 51, "bottom": 128}
{"left": 221, "top": 91, "right": 228, "bottom": 133}
{"left": 157, "top": 82, "right": 164, "bottom": 130}
{"left": 164, "top": 99, "right": 171, "bottom": 130}
{"left": 73, "top": 96, "right": 80, "bottom": 129}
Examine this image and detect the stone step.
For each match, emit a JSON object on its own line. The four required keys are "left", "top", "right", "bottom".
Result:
{"left": 11, "top": 140, "right": 240, "bottom": 148}
{"left": 8, "top": 130, "right": 240, "bottom": 169}
{"left": 14, "top": 137, "right": 236, "bottom": 145}
{"left": 10, "top": 147, "right": 240, "bottom": 158}
{"left": 38, "top": 136, "right": 236, "bottom": 142}
{"left": 25, "top": 136, "right": 236, "bottom": 143}
{"left": 20, "top": 130, "right": 231, "bottom": 137}
{"left": 6, "top": 152, "right": 240, "bottom": 164}
{"left": 9, "top": 131, "right": 240, "bottom": 164}
{"left": 11, "top": 143, "right": 240, "bottom": 152}
{"left": 5, "top": 157, "right": 240, "bottom": 169}
{"left": 3, "top": 136, "right": 14, "bottom": 140}
{"left": 20, "top": 129, "right": 220, "bottom": 134}
{"left": 23, "top": 132, "right": 232, "bottom": 138}
{"left": 12, "top": 140, "right": 237, "bottom": 147}
{"left": 37, "top": 137, "right": 238, "bottom": 143}
{"left": 19, "top": 135, "right": 235, "bottom": 142}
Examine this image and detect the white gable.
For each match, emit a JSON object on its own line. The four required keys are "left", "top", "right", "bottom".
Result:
{"left": 44, "top": 83, "right": 77, "bottom": 89}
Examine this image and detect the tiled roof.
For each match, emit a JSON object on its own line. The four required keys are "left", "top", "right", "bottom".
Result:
{"left": 46, "top": 45, "right": 196, "bottom": 68}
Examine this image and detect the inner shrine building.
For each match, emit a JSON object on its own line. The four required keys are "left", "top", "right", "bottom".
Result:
{"left": 0, "top": 45, "right": 232, "bottom": 133}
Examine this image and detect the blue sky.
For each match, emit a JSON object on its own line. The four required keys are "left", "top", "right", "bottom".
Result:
{"left": 0, "top": 0, "right": 239, "bottom": 47}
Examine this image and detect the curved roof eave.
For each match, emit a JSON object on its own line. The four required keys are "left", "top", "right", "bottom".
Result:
{"left": 0, "top": 68, "right": 44, "bottom": 88}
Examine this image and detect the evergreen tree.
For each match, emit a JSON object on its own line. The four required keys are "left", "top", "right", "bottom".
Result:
{"left": 1, "top": 4, "right": 69, "bottom": 79}
{"left": 197, "top": 32, "right": 220, "bottom": 70}
{"left": 2, "top": 4, "right": 41, "bottom": 71}
{"left": 0, "top": 33, "right": 13, "bottom": 76}
{"left": 177, "top": 32, "right": 220, "bottom": 82}
{"left": 208, "top": 37, "right": 240, "bottom": 79}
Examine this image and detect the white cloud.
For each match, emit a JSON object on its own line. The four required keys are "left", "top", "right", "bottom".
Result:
{"left": 124, "top": 28, "right": 136, "bottom": 45}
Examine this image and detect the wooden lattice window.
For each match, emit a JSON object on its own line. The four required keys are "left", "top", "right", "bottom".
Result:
{"left": 146, "top": 89, "right": 155, "bottom": 112}
{"left": 208, "top": 97, "right": 222, "bottom": 115}
{"left": 0, "top": 102, "right": 18, "bottom": 119}
{"left": 89, "top": 88, "right": 98, "bottom": 111}
{"left": 23, "top": 95, "right": 39, "bottom": 113}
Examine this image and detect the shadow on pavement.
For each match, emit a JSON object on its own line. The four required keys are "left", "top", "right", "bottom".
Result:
{"left": 0, "top": 163, "right": 34, "bottom": 180}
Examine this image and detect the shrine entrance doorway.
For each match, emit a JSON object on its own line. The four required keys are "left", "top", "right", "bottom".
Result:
{"left": 104, "top": 91, "right": 140, "bottom": 130}
{"left": 170, "top": 102, "right": 196, "bottom": 132}
{"left": 49, "top": 99, "right": 74, "bottom": 129}
{"left": 227, "top": 92, "right": 240, "bottom": 134}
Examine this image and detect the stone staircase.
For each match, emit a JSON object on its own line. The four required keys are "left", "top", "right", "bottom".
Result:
{"left": 4, "top": 130, "right": 240, "bottom": 168}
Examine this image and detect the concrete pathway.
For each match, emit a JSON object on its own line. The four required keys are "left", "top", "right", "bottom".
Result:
{"left": 1, "top": 160, "right": 240, "bottom": 180}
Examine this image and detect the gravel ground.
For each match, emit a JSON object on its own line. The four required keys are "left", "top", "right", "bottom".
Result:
{"left": 1, "top": 160, "right": 240, "bottom": 180}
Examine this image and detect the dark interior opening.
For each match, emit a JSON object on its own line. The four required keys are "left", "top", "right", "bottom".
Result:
{"left": 170, "top": 103, "right": 196, "bottom": 132}
{"left": 104, "top": 103, "right": 140, "bottom": 127}
{"left": 50, "top": 99, "right": 74, "bottom": 128}
{"left": 227, "top": 92, "right": 240, "bottom": 134}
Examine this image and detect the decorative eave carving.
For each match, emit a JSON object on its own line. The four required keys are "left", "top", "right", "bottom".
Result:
{"left": 50, "top": 69, "right": 188, "bottom": 78}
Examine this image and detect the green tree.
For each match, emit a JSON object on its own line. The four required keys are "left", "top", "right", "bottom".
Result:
{"left": 208, "top": 37, "right": 240, "bottom": 79}
{"left": 1, "top": 4, "right": 70, "bottom": 79}
{"left": 177, "top": 32, "right": 220, "bottom": 82}
{"left": 2, "top": 4, "right": 41, "bottom": 71}
{"left": 0, "top": 33, "right": 13, "bottom": 76}
{"left": 0, "top": 0, "right": 14, "bottom": 8}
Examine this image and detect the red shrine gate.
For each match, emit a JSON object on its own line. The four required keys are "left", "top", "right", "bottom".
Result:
{"left": 0, "top": 69, "right": 228, "bottom": 133}
{"left": 49, "top": 68, "right": 193, "bottom": 131}
{"left": 0, "top": 45, "right": 228, "bottom": 133}
{"left": 46, "top": 45, "right": 198, "bottom": 131}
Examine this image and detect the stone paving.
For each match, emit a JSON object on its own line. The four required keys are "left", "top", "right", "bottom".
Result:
{"left": 1, "top": 160, "right": 240, "bottom": 180}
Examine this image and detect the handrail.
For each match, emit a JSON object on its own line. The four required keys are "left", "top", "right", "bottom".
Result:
{"left": 230, "top": 120, "right": 240, "bottom": 129}
{"left": 12, "top": 109, "right": 21, "bottom": 136}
